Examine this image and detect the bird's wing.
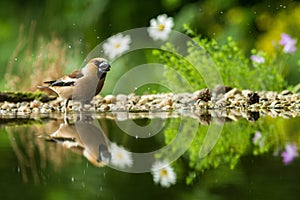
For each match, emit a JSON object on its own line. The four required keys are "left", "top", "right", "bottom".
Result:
{"left": 44, "top": 69, "right": 84, "bottom": 87}
{"left": 68, "top": 69, "right": 84, "bottom": 79}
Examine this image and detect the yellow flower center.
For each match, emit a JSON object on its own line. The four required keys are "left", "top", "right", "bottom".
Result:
{"left": 116, "top": 152, "right": 123, "bottom": 159}
{"left": 158, "top": 24, "right": 165, "bottom": 31}
{"left": 160, "top": 169, "right": 168, "bottom": 177}
{"left": 114, "top": 43, "right": 121, "bottom": 49}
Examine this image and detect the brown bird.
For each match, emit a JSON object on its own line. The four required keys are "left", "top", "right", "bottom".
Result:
{"left": 38, "top": 57, "right": 111, "bottom": 111}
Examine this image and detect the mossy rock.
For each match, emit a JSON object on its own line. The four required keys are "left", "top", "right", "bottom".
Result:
{"left": 0, "top": 91, "right": 56, "bottom": 103}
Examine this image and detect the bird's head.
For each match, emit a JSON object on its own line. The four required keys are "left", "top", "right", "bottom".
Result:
{"left": 90, "top": 57, "right": 111, "bottom": 79}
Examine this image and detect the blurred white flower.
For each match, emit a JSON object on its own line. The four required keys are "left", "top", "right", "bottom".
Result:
{"left": 102, "top": 33, "right": 131, "bottom": 59}
{"left": 110, "top": 143, "right": 133, "bottom": 168}
{"left": 151, "top": 161, "right": 176, "bottom": 188}
{"left": 148, "top": 14, "right": 174, "bottom": 41}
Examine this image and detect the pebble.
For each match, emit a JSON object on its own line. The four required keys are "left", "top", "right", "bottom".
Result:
{"left": 18, "top": 105, "right": 29, "bottom": 113}
{"left": 40, "top": 107, "right": 50, "bottom": 114}
{"left": 212, "top": 85, "right": 232, "bottom": 97}
{"left": 193, "top": 88, "right": 211, "bottom": 102}
{"left": 30, "top": 100, "right": 40, "bottom": 108}
{"left": 224, "top": 88, "right": 241, "bottom": 99}
{"left": 247, "top": 92, "right": 260, "bottom": 105}
{"left": 281, "top": 90, "right": 293, "bottom": 95}
{"left": 1, "top": 102, "right": 9, "bottom": 110}
{"left": 98, "top": 104, "right": 110, "bottom": 112}
{"left": 138, "top": 96, "right": 149, "bottom": 105}
{"left": 103, "top": 95, "right": 116, "bottom": 104}
{"left": 116, "top": 94, "right": 128, "bottom": 102}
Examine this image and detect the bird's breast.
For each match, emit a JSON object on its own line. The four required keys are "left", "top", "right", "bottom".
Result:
{"left": 72, "top": 76, "right": 99, "bottom": 102}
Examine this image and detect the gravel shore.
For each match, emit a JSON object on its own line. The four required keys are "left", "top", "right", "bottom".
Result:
{"left": 1, "top": 86, "right": 300, "bottom": 121}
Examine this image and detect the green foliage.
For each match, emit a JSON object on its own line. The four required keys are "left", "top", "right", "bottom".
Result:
{"left": 186, "top": 120, "right": 254, "bottom": 184}
{"left": 2, "top": 0, "right": 300, "bottom": 90}
{"left": 154, "top": 26, "right": 288, "bottom": 91}
{"left": 153, "top": 45, "right": 205, "bottom": 92}
{"left": 3, "top": 25, "right": 82, "bottom": 91}
{"left": 190, "top": 36, "right": 251, "bottom": 89}
{"left": 249, "top": 49, "right": 287, "bottom": 91}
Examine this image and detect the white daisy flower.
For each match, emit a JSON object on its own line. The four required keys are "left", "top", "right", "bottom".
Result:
{"left": 110, "top": 143, "right": 133, "bottom": 169}
{"left": 151, "top": 161, "right": 176, "bottom": 188}
{"left": 102, "top": 33, "right": 131, "bottom": 60}
{"left": 148, "top": 14, "right": 174, "bottom": 41}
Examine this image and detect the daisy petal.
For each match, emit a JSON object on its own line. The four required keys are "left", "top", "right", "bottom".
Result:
{"left": 147, "top": 14, "right": 174, "bottom": 41}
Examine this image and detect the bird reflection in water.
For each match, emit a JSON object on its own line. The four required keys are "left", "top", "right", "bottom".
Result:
{"left": 43, "top": 109, "right": 260, "bottom": 168}
{"left": 45, "top": 114, "right": 111, "bottom": 167}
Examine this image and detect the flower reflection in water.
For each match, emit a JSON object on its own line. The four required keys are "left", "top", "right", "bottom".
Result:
{"left": 281, "top": 143, "right": 298, "bottom": 165}
{"left": 151, "top": 161, "right": 176, "bottom": 188}
{"left": 110, "top": 143, "right": 133, "bottom": 169}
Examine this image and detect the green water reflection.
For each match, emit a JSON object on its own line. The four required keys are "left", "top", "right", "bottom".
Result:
{"left": 0, "top": 111, "right": 300, "bottom": 200}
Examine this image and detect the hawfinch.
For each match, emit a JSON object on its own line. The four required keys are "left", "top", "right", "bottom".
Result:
{"left": 39, "top": 57, "right": 110, "bottom": 110}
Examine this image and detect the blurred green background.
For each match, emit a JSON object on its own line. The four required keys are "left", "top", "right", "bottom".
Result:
{"left": 1, "top": 0, "right": 300, "bottom": 91}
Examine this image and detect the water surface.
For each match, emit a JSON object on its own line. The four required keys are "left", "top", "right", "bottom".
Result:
{"left": 1, "top": 110, "right": 300, "bottom": 200}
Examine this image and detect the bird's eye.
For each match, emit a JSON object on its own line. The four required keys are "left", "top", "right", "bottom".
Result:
{"left": 93, "top": 60, "right": 101, "bottom": 67}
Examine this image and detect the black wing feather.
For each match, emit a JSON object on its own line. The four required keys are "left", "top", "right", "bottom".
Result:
{"left": 50, "top": 81, "right": 75, "bottom": 87}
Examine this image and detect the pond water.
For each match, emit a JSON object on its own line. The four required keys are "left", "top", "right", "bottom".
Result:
{"left": 1, "top": 110, "right": 300, "bottom": 200}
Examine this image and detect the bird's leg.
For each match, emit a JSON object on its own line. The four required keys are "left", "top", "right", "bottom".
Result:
{"left": 77, "top": 102, "right": 85, "bottom": 122}
{"left": 80, "top": 102, "right": 85, "bottom": 112}
{"left": 63, "top": 112, "right": 70, "bottom": 124}
{"left": 64, "top": 111, "right": 68, "bottom": 123}
{"left": 63, "top": 99, "right": 70, "bottom": 113}
{"left": 63, "top": 99, "right": 71, "bottom": 122}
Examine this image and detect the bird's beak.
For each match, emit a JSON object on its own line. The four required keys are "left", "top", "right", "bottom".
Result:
{"left": 97, "top": 144, "right": 111, "bottom": 164}
{"left": 97, "top": 61, "right": 111, "bottom": 79}
{"left": 99, "top": 61, "right": 111, "bottom": 72}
